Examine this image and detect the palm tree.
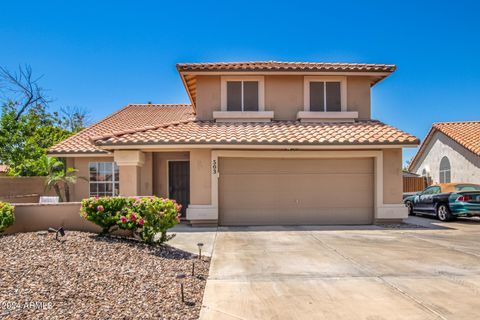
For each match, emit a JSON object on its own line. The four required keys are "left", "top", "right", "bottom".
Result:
{"left": 44, "top": 157, "right": 85, "bottom": 202}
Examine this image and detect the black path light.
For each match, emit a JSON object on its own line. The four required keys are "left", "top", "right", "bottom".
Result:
{"left": 176, "top": 273, "right": 186, "bottom": 303}
{"left": 197, "top": 242, "right": 204, "bottom": 260}
{"left": 48, "top": 227, "right": 65, "bottom": 241}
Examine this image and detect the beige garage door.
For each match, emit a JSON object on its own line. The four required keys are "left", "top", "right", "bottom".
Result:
{"left": 219, "top": 157, "right": 374, "bottom": 226}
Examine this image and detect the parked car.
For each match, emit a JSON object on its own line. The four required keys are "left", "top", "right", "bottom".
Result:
{"left": 404, "top": 183, "right": 480, "bottom": 221}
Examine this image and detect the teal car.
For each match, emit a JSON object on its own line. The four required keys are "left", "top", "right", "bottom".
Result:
{"left": 404, "top": 183, "right": 480, "bottom": 221}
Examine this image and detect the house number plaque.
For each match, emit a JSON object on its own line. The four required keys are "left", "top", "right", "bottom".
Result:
{"left": 212, "top": 160, "right": 217, "bottom": 174}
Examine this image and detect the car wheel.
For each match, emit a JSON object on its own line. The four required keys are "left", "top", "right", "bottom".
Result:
{"left": 436, "top": 204, "right": 454, "bottom": 222}
{"left": 406, "top": 201, "right": 415, "bottom": 216}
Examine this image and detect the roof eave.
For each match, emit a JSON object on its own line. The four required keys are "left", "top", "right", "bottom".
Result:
{"left": 95, "top": 141, "right": 419, "bottom": 150}
{"left": 47, "top": 150, "right": 112, "bottom": 157}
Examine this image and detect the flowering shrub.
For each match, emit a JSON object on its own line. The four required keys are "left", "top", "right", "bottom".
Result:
{"left": 0, "top": 201, "right": 14, "bottom": 232}
{"left": 80, "top": 196, "right": 181, "bottom": 245}
{"left": 80, "top": 197, "right": 133, "bottom": 234}
{"left": 136, "top": 197, "right": 182, "bottom": 245}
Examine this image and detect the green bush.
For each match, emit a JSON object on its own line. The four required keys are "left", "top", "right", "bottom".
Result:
{"left": 0, "top": 202, "right": 15, "bottom": 232}
{"left": 80, "top": 196, "right": 181, "bottom": 244}
{"left": 136, "top": 197, "right": 181, "bottom": 245}
{"left": 80, "top": 197, "right": 133, "bottom": 234}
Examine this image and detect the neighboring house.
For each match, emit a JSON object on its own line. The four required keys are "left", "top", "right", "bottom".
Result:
{"left": 48, "top": 61, "right": 419, "bottom": 226}
{"left": 409, "top": 121, "right": 480, "bottom": 184}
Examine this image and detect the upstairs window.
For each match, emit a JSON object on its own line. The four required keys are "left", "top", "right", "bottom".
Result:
{"left": 221, "top": 76, "right": 265, "bottom": 112}
{"left": 304, "top": 76, "right": 346, "bottom": 112}
{"left": 310, "top": 81, "right": 341, "bottom": 111}
{"left": 227, "top": 81, "right": 259, "bottom": 111}
{"left": 439, "top": 156, "right": 451, "bottom": 183}
{"left": 89, "top": 162, "right": 119, "bottom": 197}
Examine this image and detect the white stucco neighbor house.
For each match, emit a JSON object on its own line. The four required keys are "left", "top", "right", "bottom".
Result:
{"left": 409, "top": 121, "right": 480, "bottom": 184}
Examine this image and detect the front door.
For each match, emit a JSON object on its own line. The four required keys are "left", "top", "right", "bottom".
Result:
{"left": 168, "top": 161, "right": 190, "bottom": 217}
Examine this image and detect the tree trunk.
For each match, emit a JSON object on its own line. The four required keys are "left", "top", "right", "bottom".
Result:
{"left": 54, "top": 184, "right": 64, "bottom": 202}
{"left": 64, "top": 183, "right": 70, "bottom": 202}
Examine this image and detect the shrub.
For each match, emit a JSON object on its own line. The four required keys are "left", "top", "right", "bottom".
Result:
{"left": 80, "top": 197, "right": 133, "bottom": 234}
{"left": 0, "top": 202, "right": 14, "bottom": 232}
{"left": 135, "top": 197, "right": 181, "bottom": 245}
{"left": 80, "top": 196, "right": 181, "bottom": 245}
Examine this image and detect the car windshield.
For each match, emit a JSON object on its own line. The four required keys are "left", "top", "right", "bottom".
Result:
{"left": 455, "top": 184, "right": 480, "bottom": 191}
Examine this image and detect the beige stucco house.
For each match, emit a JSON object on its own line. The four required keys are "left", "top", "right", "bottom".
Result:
{"left": 409, "top": 121, "right": 480, "bottom": 184}
{"left": 49, "top": 61, "right": 419, "bottom": 226}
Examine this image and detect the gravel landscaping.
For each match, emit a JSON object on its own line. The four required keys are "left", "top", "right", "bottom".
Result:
{"left": 0, "top": 231, "right": 210, "bottom": 319}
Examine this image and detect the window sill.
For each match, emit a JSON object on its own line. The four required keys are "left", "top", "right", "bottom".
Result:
{"left": 297, "top": 111, "right": 359, "bottom": 123}
{"left": 213, "top": 111, "right": 274, "bottom": 122}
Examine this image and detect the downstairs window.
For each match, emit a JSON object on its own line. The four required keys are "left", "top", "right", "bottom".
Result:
{"left": 89, "top": 162, "right": 119, "bottom": 197}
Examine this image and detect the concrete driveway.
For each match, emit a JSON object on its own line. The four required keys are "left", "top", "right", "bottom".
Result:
{"left": 193, "top": 217, "right": 480, "bottom": 320}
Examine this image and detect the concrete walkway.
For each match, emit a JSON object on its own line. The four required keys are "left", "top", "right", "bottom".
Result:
{"left": 182, "top": 217, "right": 480, "bottom": 320}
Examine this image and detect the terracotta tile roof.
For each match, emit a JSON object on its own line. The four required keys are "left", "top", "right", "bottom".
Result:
{"left": 48, "top": 104, "right": 195, "bottom": 154}
{"left": 177, "top": 61, "right": 396, "bottom": 73}
{"left": 94, "top": 120, "right": 419, "bottom": 147}
{"left": 433, "top": 121, "right": 480, "bottom": 156}
{"left": 408, "top": 121, "right": 480, "bottom": 171}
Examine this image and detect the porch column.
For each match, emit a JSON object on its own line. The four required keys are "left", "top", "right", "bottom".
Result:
{"left": 186, "top": 149, "right": 217, "bottom": 225}
{"left": 114, "top": 150, "right": 145, "bottom": 196}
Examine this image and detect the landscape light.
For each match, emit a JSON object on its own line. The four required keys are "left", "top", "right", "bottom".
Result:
{"left": 47, "top": 227, "right": 65, "bottom": 241}
{"left": 176, "top": 273, "right": 186, "bottom": 303}
{"left": 197, "top": 242, "right": 204, "bottom": 260}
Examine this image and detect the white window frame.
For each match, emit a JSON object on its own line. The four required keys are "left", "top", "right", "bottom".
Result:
{"left": 89, "top": 162, "right": 119, "bottom": 197}
{"left": 221, "top": 76, "right": 265, "bottom": 111}
{"left": 303, "top": 76, "right": 347, "bottom": 112}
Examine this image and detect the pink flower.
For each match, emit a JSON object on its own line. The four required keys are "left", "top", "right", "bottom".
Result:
{"left": 120, "top": 216, "right": 127, "bottom": 223}
{"left": 130, "top": 213, "right": 137, "bottom": 221}
{"left": 97, "top": 205, "right": 104, "bottom": 212}
{"left": 138, "top": 219, "right": 145, "bottom": 226}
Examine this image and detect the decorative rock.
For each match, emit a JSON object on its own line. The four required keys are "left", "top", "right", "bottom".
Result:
{"left": 0, "top": 231, "right": 210, "bottom": 319}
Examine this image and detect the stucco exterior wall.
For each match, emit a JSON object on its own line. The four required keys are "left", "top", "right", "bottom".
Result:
{"left": 196, "top": 75, "right": 221, "bottom": 120}
{"left": 346, "top": 76, "right": 371, "bottom": 120}
{"left": 190, "top": 149, "right": 212, "bottom": 205}
{"left": 4, "top": 202, "right": 98, "bottom": 234}
{"left": 265, "top": 75, "right": 304, "bottom": 120}
{"left": 152, "top": 152, "right": 189, "bottom": 197}
{"left": 411, "top": 131, "right": 480, "bottom": 184}
{"left": 5, "top": 202, "right": 129, "bottom": 236}
{"left": 383, "top": 148, "right": 403, "bottom": 204}
{"left": 0, "top": 177, "right": 56, "bottom": 203}
{"left": 140, "top": 152, "right": 153, "bottom": 196}
{"left": 194, "top": 75, "right": 372, "bottom": 121}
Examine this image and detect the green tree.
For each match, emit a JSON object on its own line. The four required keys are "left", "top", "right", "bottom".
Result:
{"left": 0, "top": 102, "right": 72, "bottom": 176}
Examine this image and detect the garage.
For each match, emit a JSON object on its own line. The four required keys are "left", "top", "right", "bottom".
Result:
{"left": 218, "top": 157, "right": 374, "bottom": 225}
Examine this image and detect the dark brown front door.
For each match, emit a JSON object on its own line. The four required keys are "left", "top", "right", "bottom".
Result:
{"left": 168, "top": 161, "right": 190, "bottom": 217}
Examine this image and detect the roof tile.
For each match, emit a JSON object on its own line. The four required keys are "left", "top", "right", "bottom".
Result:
{"left": 48, "top": 104, "right": 195, "bottom": 154}
{"left": 433, "top": 121, "right": 480, "bottom": 156}
{"left": 94, "top": 120, "right": 419, "bottom": 147}
{"left": 177, "top": 61, "right": 396, "bottom": 73}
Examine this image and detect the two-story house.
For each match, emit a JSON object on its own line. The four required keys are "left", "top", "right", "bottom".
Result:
{"left": 49, "top": 61, "right": 419, "bottom": 226}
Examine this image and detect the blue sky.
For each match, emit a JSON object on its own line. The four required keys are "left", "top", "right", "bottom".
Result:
{"left": 1, "top": 0, "right": 479, "bottom": 165}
